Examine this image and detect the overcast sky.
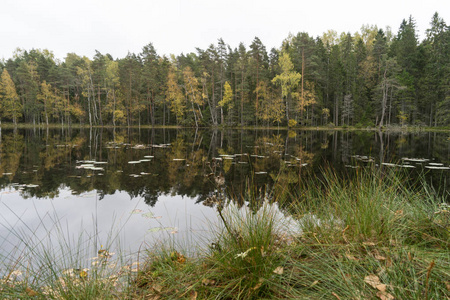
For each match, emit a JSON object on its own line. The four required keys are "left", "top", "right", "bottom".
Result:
{"left": 1, "top": 0, "right": 449, "bottom": 61}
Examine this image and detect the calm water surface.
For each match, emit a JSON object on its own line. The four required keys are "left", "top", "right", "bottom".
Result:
{"left": 0, "top": 128, "right": 449, "bottom": 259}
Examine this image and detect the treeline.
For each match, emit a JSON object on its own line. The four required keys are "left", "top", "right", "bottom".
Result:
{"left": 0, "top": 13, "right": 449, "bottom": 128}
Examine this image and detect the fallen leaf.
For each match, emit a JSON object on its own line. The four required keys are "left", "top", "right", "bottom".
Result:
{"left": 190, "top": 291, "right": 198, "bottom": 300}
{"left": 331, "top": 292, "right": 342, "bottom": 300}
{"left": 202, "top": 278, "right": 216, "bottom": 286}
{"left": 310, "top": 280, "right": 319, "bottom": 287}
{"left": 251, "top": 278, "right": 265, "bottom": 290}
{"left": 252, "top": 282, "right": 263, "bottom": 290}
{"left": 364, "top": 274, "right": 382, "bottom": 289}
{"left": 273, "top": 266, "right": 284, "bottom": 275}
{"left": 394, "top": 210, "right": 403, "bottom": 216}
{"left": 446, "top": 281, "right": 450, "bottom": 291}
{"left": 407, "top": 252, "right": 413, "bottom": 261}
{"left": 152, "top": 284, "right": 163, "bottom": 293}
{"left": 363, "top": 242, "right": 376, "bottom": 246}
{"left": 376, "top": 290, "right": 395, "bottom": 300}
{"left": 26, "top": 287, "right": 38, "bottom": 296}
{"left": 376, "top": 284, "right": 387, "bottom": 292}
{"left": 79, "top": 270, "right": 88, "bottom": 278}
{"left": 177, "top": 254, "right": 186, "bottom": 264}
{"left": 345, "top": 253, "right": 359, "bottom": 261}
{"left": 372, "top": 250, "right": 387, "bottom": 260}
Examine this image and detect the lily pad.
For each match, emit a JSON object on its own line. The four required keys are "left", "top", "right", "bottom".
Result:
{"left": 147, "top": 227, "right": 177, "bottom": 233}
{"left": 425, "top": 166, "right": 450, "bottom": 170}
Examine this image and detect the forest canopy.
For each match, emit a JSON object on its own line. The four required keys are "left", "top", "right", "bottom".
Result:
{"left": 0, "top": 13, "right": 449, "bottom": 128}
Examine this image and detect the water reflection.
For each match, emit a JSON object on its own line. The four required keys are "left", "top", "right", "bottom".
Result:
{"left": 0, "top": 128, "right": 449, "bottom": 257}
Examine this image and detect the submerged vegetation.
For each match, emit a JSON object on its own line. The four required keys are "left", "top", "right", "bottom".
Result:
{"left": 1, "top": 168, "right": 448, "bottom": 299}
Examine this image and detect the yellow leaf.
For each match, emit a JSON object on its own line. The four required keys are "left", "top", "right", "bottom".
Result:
{"left": 79, "top": 270, "right": 88, "bottom": 278}
{"left": 273, "top": 266, "right": 284, "bottom": 275}
{"left": 177, "top": 254, "right": 186, "bottom": 264}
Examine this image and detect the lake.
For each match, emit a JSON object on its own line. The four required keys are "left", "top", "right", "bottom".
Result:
{"left": 0, "top": 128, "right": 449, "bottom": 262}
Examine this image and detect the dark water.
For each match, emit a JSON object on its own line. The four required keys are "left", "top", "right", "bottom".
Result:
{"left": 0, "top": 128, "right": 449, "bottom": 257}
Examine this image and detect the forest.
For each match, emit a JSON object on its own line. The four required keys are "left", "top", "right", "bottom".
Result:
{"left": 0, "top": 13, "right": 449, "bottom": 128}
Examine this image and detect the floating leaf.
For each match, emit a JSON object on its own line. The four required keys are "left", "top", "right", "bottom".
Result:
{"left": 425, "top": 166, "right": 450, "bottom": 170}
{"left": 142, "top": 212, "right": 155, "bottom": 218}
{"left": 147, "top": 227, "right": 176, "bottom": 233}
{"left": 25, "top": 184, "right": 39, "bottom": 188}
{"left": 402, "top": 157, "right": 429, "bottom": 163}
{"left": 131, "top": 209, "right": 143, "bottom": 214}
{"left": 132, "top": 144, "right": 146, "bottom": 149}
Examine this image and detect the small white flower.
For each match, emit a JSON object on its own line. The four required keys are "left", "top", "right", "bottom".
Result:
{"left": 235, "top": 247, "right": 256, "bottom": 259}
